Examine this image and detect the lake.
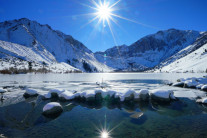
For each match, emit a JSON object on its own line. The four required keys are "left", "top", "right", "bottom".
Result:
{"left": 0, "top": 73, "right": 207, "bottom": 138}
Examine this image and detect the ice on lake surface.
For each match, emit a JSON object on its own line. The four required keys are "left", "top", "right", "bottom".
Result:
{"left": 0, "top": 73, "right": 207, "bottom": 138}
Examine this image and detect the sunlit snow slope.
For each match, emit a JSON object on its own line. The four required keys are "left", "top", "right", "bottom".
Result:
{"left": 0, "top": 18, "right": 112, "bottom": 72}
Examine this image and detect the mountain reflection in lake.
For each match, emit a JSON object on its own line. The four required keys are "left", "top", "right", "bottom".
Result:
{"left": 0, "top": 73, "right": 207, "bottom": 138}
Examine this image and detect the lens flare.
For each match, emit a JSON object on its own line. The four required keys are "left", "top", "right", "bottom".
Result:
{"left": 97, "top": 4, "right": 112, "bottom": 21}
{"left": 101, "top": 130, "right": 109, "bottom": 138}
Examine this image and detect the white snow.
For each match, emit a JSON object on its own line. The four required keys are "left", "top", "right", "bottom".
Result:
{"left": 25, "top": 88, "right": 38, "bottom": 95}
{"left": 196, "top": 84, "right": 204, "bottom": 89}
{"left": 158, "top": 43, "right": 207, "bottom": 73}
{"left": 0, "top": 18, "right": 112, "bottom": 72}
{"left": 49, "top": 88, "right": 65, "bottom": 94}
{"left": 173, "top": 76, "right": 207, "bottom": 91}
{"left": 43, "top": 88, "right": 65, "bottom": 99}
{"left": 43, "top": 102, "right": 62, "bottom": 112}
{"left": 59, "top": 91, "right": 79, "bottom": 100}
{"left": 201, "top": 85, "right": 207, "bottom": 90}
{"left": 196, "top": 97, "right": 207, "bottom": 104}
{"left": 150, "top": 89, "right": 175, "bottom": 99}
{"left": 0, "top": 87, "right": 7, "bottom": 93}
{"left": 184, "top": 80, "right": 198, "bottom": 87}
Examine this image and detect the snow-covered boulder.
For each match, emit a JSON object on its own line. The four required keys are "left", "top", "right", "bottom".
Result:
{"left": 23, "top": 88, "right": 38, "bottom": 98}
{"left": 120, "top": 89, "right": 136, "bottom": 102}
{"left": 172, "top": 82, "right": 184, "bottom": 87}
{"left": 196, "top": 97, "right": 207, "bottom": 104}
{"left": 80, "top": 91, "right": 96, "bottom": 101}
{"left": 136, "top": 89, "right": 149, "bottom": 101}
{"left": 150, "top": 89, "right": 176, "bottom": 102}
{"left": 43, "top": 102, "right": 63, "bottom": 116}
{"left": 49, "top": 89, "right": 65, "bottom": 97}
{"left": 0, "top": 88, "right": 7, "bottom": 93}
{"left": 201, "top": 85, "right": 207, "bottom": 92}
{"left": 184, "top": 80, "right": 198, "bottom": 88}
{"left": 43, "top": 89, "right": 65, "bottom": 99}
{"left": 59, "top": 91, "right": 80, "bottom": 101}
{"left": 196, "top": 84, "right": 204, "bottom": 89}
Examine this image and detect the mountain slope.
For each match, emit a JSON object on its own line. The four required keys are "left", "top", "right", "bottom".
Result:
{"left": 0, "top": 18, "right": 111, "bottom": 72}
{"left": 154, "top": 32, "right": 207, "bottom": 73}
{"left": 95, "top": 29, "right": 202, "bottom": 71}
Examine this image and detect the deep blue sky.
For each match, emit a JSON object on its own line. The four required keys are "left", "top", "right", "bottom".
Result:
{"left": 0, "top": 0, "right": 207, "bottom": 52}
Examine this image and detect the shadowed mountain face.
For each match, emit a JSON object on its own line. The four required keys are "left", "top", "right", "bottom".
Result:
{"left": 0, "top": 18, "right": 111, "bottom": 72}
{"left": 95, "top": 29, "right": 202, "bottom": 71}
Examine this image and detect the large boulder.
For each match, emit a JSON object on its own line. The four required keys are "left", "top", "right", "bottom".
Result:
{"left": 43, "top": 102, "right": 63, "bottom": 116}
{"left": 150, "top": 89, "right": 176, "bottom": 102}
{"left": 23, "top": 88, "right": 38, "bottom": 98}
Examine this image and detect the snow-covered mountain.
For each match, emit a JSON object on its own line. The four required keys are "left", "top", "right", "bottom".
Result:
{"left": 0, "top": 18, "right": 206, "bottom": 73}
{"left": 95, "top": 29, "right": 202, "bottom": 71}
{"left": 154, "top": 32, "right": 207, "bottom": 73}
{"left": 0, "top": 18, "right": 111, "bottom": 73}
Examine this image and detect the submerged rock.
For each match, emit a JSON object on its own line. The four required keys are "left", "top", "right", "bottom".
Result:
{"left": 150, "top": 89, "right": 176, "bottom": 102}
{"left": 130, "top": 112, "right": 144, "bottom": 119}
{"left": 43, "top": 102, "right": 63, "bottom": 116}
{"left": 23, "top": 88, "right": 39, "bottom": 98}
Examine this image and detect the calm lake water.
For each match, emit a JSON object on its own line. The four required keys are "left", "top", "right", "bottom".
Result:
{"left": 0, "top": 73, "right": 207, "bottom": 138}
